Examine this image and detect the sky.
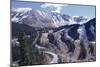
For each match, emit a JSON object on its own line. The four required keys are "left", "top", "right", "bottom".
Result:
{"left": 11, "top": 0, "right": 96, "bottom": 19}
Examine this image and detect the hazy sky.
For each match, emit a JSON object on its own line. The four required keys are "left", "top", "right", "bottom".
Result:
{"left": 11, "top": 0, "right": 96, "bottom": 19}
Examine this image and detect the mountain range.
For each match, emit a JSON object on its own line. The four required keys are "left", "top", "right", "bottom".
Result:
{"left": 11, "top": 8, "right": 96, "bottom": 66}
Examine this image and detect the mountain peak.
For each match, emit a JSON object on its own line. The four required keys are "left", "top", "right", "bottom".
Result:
{"left": 11, "top": 8, "right": 90, "bottom": 28}
{"left": 12, "top": 8, "right": 32, "bottom": 12}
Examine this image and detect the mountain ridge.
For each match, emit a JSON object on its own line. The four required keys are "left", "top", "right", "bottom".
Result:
{"left": 11, "top": 8, "right": 91, "bottom": 28}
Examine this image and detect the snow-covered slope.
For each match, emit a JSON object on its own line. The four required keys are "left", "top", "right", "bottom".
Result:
{"left": 11, "top": 8, "right": 90, "bottom": 28}
{"left": 11, "top": 8, "right": 55, "bottom": 28}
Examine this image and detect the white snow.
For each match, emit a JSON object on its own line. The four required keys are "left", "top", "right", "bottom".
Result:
{"left": 12, "top": 8, "right": 32, "bottom": 13}
{"left": 45, "top": 51, "right": 58, "bottom": 64}
{"left": 11, "top": 8, "right": 90, "bottom": 28}
{"left": 35, "top": 44, "right": 45, "bottom": 49}
{"left": 35, "top": 44, "right": 58, "bottom": 64}
{"left": 11, "top": 16, "right": 19, "bottom": 22}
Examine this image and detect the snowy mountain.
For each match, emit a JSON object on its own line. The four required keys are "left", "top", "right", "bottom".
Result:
{"left": 11, "top": 8, "right": 95, "bottom": 42}
{"left": 11, "top": 8, "right": 55, "bottom": 28}
{"left": 11, "top": 8, "right": 90, "bottom": 28}
{"left": 11, "top": 8, "right": 96, "bottom": 65}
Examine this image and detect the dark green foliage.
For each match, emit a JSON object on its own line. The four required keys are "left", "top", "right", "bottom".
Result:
{"left": 11, "top": 32, "right": 47, "bottom": 66}
{"left": 78, "top": 41, "right": 87, "bottom": 60}
{"left": 17, "top": 32, "right": 37, "bottom": 65}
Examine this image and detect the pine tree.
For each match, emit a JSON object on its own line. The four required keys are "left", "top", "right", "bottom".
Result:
{"left": 18, "top": 32, "right": 37, "bottom": 65}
